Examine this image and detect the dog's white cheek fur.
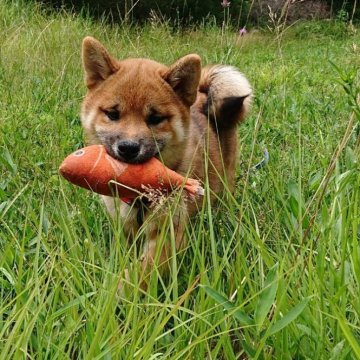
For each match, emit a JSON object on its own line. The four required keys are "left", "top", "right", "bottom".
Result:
{"left": 81, "top": 109, "right": 97, "bottom": 132}
{"left": 171, "top": 116, "right": 185, "bottom": 142}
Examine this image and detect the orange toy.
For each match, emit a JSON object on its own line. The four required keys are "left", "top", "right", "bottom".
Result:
{"left": 59, "top": 145, "right": 204, "bottom": 199}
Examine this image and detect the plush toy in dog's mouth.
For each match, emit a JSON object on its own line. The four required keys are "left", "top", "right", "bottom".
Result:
{"left": 59, "top": 145, "right": 204, "bottom": 200}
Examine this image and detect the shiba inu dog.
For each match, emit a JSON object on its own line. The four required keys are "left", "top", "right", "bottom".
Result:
{"left": 80, "top": 36, "right": 251, "bottom": 291}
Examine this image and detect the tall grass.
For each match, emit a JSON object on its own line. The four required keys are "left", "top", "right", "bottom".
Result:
{"left": 0, "top": 0, "right": 360, "bottom": 358}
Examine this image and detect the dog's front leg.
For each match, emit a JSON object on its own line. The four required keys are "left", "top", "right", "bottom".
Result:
{"left": 118, "top": 198, "right": 194, "bottom": 295}
{"left": 101, "top": 195, "right": 140, "bottom": 237}
{"left": 139, "top": 211, "right": 186, "bottom": 291}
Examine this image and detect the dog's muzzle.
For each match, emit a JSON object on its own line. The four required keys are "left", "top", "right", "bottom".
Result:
{"left": 116, "top": 140, "right": 140, "bottom": 161}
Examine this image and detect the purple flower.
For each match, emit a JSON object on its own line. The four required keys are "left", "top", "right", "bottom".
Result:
{"left": 221, "top": 0, "right": 231, "bottom": 8}
{"left": 239, "top": 27, "right": 247, "bottom": 36}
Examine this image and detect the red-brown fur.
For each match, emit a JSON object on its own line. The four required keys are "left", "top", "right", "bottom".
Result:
{"left": 80, "top": 37, "right": 252, "bottom": 292}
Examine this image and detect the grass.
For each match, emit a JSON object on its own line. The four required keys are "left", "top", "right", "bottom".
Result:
{"left": 1, "top": 0, "right": 360, "bottom": 358}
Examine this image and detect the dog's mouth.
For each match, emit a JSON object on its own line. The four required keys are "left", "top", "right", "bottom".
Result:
{"left": 104, "top": 142, "right": 165, "bottom": 165}
{"left": 106, "top": 148, "right": 154, "bottom": 164}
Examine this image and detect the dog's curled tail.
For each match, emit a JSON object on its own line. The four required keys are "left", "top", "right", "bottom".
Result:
{"left": 199, "top": 65, "right": 252, "bottom": 129}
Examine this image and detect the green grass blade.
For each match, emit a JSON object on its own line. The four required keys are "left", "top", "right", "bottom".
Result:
{"left": 254, "top": 263, "right": 278, "bottom": 330}
{"left": 202, "top": 285, "right": 253, "bottom": 326}
{"left": 269, "top": 298, "right": 310, "bottom": 336}
{"left": 333, "top": 308, "right": 360, "bottom": 358}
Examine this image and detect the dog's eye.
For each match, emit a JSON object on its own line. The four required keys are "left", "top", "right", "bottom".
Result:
{"left": 147, "top": 114, "right": 167, "bottom": 126}
{"left": 104, "top": 109, "right": 120, "bottom": 121}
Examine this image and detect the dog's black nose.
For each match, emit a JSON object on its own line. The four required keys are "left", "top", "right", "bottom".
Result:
{"left": 117, "top": 141, "right": 140, "bottom": 160}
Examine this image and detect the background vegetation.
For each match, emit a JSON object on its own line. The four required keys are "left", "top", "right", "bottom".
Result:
{"left": 0, "top": 0, "right": 360, "bottom": 358}
{"left": 39, "top": 0, "right": 359, "bottom": 27}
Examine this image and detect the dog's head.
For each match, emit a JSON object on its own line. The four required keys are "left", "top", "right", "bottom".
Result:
{"left": 80, "top": 37, "right": 201, "bottom": 167}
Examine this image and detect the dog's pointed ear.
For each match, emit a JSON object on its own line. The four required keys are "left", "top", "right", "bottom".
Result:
{"left": 82, "top": 36, "right": 119, "bottom": 88}
{"left": 164, "top": 54, "right": 201, "bottom": 106}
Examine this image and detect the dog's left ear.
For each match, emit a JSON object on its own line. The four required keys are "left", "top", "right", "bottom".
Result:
{"left": 164, "top": 54, "right": 201, "bottom": 107}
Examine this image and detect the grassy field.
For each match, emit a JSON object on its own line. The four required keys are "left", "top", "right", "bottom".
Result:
{"left": 1, "top": 0, "right": 360, "bottom": 358}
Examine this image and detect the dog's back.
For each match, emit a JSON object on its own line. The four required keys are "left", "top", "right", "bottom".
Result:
{"left": 179, "top": 65, "right": 252, "bottom": 211}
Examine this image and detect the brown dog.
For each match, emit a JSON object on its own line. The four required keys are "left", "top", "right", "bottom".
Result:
{"left": 80, "top": 36, "right": 251, "bottom": 291}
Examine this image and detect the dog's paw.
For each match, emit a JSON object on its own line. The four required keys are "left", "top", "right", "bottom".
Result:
{"left": 117, "top": 268, "right": 130, "bottom": 298}
{"left": 117, "top": 268, "right": 148, "bottom": 298}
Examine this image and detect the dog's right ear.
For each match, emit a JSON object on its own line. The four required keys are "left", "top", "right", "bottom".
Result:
{"left": 82, "top": 37, "right": 118, "bottom": 89}
{"left": 164, "top": 54, "right": 201, "bottom": 107}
